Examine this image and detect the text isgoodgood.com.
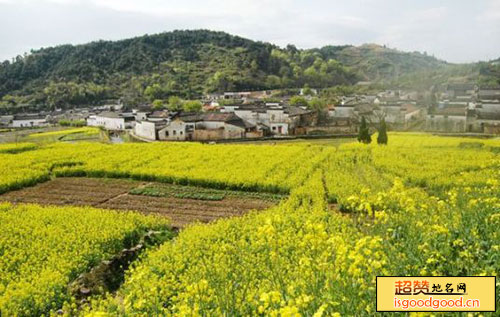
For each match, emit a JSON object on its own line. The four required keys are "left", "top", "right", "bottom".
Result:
{"left": 394, "top": 296, "right": 480, "bottom": 310}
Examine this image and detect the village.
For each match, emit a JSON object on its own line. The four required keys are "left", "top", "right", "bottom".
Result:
{"left": 1, "top": 84, "right": 500, "bottom": 142}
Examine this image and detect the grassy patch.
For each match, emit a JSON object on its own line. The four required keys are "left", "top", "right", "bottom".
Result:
{"left": 130, "top": 183, "right": 286, "bottom": 202}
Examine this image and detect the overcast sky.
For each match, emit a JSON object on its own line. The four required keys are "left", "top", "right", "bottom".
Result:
{"left": 1, "top": 0, "right": 499, "bottom": 63}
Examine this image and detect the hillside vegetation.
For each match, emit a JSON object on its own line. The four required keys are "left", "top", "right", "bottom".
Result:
{"left": 2, "top": 29, "right": 491, "bottom": 113}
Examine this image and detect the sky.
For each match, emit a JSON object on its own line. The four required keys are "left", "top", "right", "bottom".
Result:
{"left": 0, "top": 0, "right": 499, "bottom": 63}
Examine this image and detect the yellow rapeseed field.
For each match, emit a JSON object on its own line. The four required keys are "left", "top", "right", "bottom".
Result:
{"left": 0, "top": 203, "right": 169, "bottom": 315}
{"left": 26, "top": 127, "right": 100, "bottom": 138}
{"left": 0, "top": 133, "right": 498, "bottom": 315}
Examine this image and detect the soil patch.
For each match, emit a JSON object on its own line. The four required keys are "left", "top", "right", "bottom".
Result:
{"left": 0, "top": 177, "right": 276, "bottom": 228}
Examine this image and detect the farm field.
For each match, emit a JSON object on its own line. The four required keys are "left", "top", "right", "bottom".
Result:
{"left": 0, "top": 203, "right": 170, "bottom": 315}
{"left": 0, "top": 126, "right": 105, "bottom": 144}
{"left": 0, "top": 133, "right": 498, "bottom": 315}
{"left": 230, "top": 136, "right": 357, "bottom": 147}
{"left": 0, "top": 177, "right": 277, "bottom": 228}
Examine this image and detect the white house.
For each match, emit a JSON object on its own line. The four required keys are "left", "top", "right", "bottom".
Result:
{"left": 376, "top": 104, "right": 401, "bottom": 124}
{"left": 225, "top": 104, "right": 315, "bottom": 135}
{"left": 401, "top": 104, "right": 423, "bottom": 125}
{"left": 478, "top": 86, "right": 500, "bottom": 101}
{"left": 194, "top": 113, "right": 248, "bottom": 139}
{"left": 89, "top": 111, "right": 136, "bottom": 130}
{"left": 158, "top": 118, "right": 194, "bottom": 141}
{"left": 157, "top": 113, "right": 259, "bottom": 141}
{"left": 478, "top": 101, "right": 500, "bottom": 113}
{"left": 133, "top": 110, "right": 149, "bottom": 121}
{"left": 86, "top": 115, "right": 98, "bottom": 126}
{"left": 134, "top": 120, "right": 167, "bottom": 141}
{"left": 426, "top": 106, "right": 467, "bottom": 132}
{"left": 11, "top": 115, "right": 48, "bottom": 128}
{"left": 466, "top": 109, "right": 500, "bottom": 134}
{"left": 330, "top": 104, "right": 356, "bottom": 119}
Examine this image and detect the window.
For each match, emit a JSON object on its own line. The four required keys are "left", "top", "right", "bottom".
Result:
{"left": 166, "top": 131, "right": 169, "bottom": 137}
{"left": 173, "top": 130, "right": 176, "bottom": 135}
{"left": 272, "top": 126, "right": 276, "bottom": 130}
{"left": 180, "top": 131, "right": 183, "bottom": 135}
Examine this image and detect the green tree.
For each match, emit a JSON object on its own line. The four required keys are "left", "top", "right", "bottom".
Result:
{"left": 308, "top": 98, "right": 326, "bottom": 111}
{"left": 289, "top": 96, "right": 309, "bottom": 108}
{"left": 144, "top": 84, "right": 165, "bottom": 102}
{"left": 358, "top": 116, "right": 371, "bottom": 144}
{"left": 377, "top": 118, "right": 388, "bottom": 145}
{"left": 206, "top": 71, "right": 233, "bottom": 93}
{"left": 183, "top": 100, "right": 202, "bottom": 112}
{"left": 265, "top": 75, "right": 281, "bottom": 88}
{"left": 167, "top": 96, "right": 183, "bottom": 111}
{"left": 152, "top": 99, "right": 165, "bottom": 110}
{"left": 43, "top": 82, "right": 108, "bottom": 110}
{"left": 308, "top": 97, "right": 328, "bottom": 123}
{"left": 302, "top": 84, "right": 313, "bottom": 96}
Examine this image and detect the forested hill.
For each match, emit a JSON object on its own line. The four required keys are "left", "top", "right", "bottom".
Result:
{"left": 0, "top": 29, "right": 467, "bottom": 112}
{"left": 314, "top": 44, "right": 446, "bottom": 81}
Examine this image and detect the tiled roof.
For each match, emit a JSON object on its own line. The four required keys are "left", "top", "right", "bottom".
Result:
{"left": 97, "top": 111, "right": 122, "bottom": 119}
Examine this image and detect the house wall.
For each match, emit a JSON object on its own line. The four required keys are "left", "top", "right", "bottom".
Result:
{"left": 257, "top": 112, "right": 270, "bottom": 126}
{"left": 298, "top": 126, "right": 356, "bottom": 135}
{"left": 134, "top": 121, "right": 157, "bottom": 141}
{"left": 270, "top": 123, "right": 288, "bottom": 135}
{"left": 331, "top": 107, "right": 354, "bottom": 118}
{"left": 135, "top": 112, "right": 148, "bottom": 121}
{"left": 11, "top": 119, "right": 47, "bottom": 128}
{"left": 159, "top": 120, "right": 187, "bottom": 141}
{"left": 192, "top": 124, "right": 245, "bottom": 141}
{"left": 474, "top": 119, "right": 500, "bottom": 134}
{"left": 268, "top": 110, "right": 288, "bottom": 123}
{"left": 124, "top": 120, "right": 135, "bottom": 129}
{"left": 484, "top": 124, "right": 500, "bottom": 134}
{"left": 198, "top": 121, "right": 225, "bottom": 130}
{"left": 480, "top": 103, "right": 500, "bottom": 112}
{"left": 86, "top": 116, "right": 97, "bottom": 126}
{"left": 404, "top": 109, "right": 422, "bottom": 126}
{"left": 95, "top": 116, "right": 125, "bottom": 130}
{"left": 245, "top": 130, "right": 263, "bottom": 138}
{"left": 234, "top": 110, "right": 259, "bottom": 125}
{"left": 426, "top": 115, "right": 466, "bottom": 132}
{"left": 376, "top": 106, "right": 402, "bottom": 124}
{"left": 223, "top": 124, "right": 245, "bottom": 139}
{"left": 193, "top": 129, "right": 224, "bottom": 141}
{"left": 294, "top": 112, "right": 318, "bottom": 127}
{"left": 479, "top": 89, "right": 500, "bottom": 95}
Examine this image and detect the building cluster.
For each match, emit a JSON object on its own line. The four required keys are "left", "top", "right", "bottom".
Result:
{"left": 132, "top": 102, "right": 317, "bottom": 141}
{"left": 328, "top": 90, "right": 425, "bottom": 131}
{"left": 426, "top": 84, "right": 500, "bottom": 134}
{"left": 2, "top": 86, "right": 500, "bottom": 140}
{"left": 0, "top": 107, "right": 103, "bottom": 129}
